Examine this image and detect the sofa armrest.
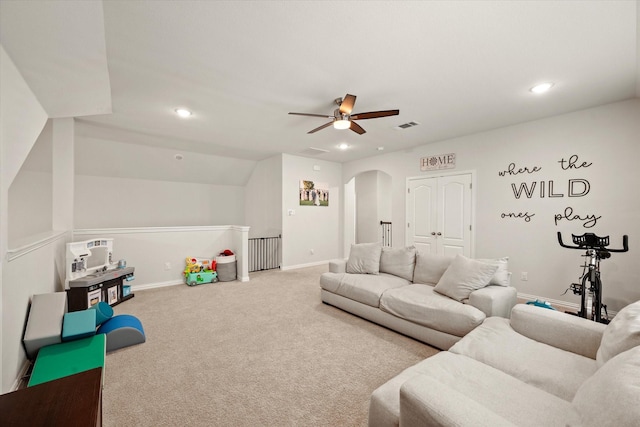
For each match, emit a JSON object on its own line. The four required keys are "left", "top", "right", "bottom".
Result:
{"left": 328, "top": 259, "right": 346, "bottom": 274}
{"left": 510, "top": 304, "right": 605, "bottom": 359}
{"left": 399, "top": 375, "right": 515, "bottom": 427}
{"left": 468, "top": 286, "right": 517, "bottom": 318}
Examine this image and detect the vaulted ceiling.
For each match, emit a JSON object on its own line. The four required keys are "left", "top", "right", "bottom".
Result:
{"left": 2, "top": 1, "right": 639, "bottom": 164}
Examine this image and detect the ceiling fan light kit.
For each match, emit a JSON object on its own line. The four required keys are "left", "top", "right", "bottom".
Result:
{"left": 289, "top": 94, "right": 399, "bottom": 135}
{"left": 333, "top": 119, "right": 351, "bottom": 130}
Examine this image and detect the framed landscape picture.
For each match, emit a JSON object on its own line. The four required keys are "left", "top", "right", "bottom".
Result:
{"left": 299, "top": 180, "right": 329, "bottom": 206}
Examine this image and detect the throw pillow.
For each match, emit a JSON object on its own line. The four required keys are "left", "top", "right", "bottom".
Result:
{"left": 413, "top": 252, "right": 454, "bottom": 285}
{"left": 434, "top": 255, "right": 498, "bottom": 302}
{"left": 596, "top": 300, "right": 640, "bottom": 367}
{"left": 346, "top": 242, "right": 382, "bottom": 275}
{"left": 477, "top": 257, "right": 510, "bottom": 286}
{"left": 380, "top": 246, "right": 417, "bottom": 281}
{"left": 573, "top": 346, "right": 640, "bottom": 426}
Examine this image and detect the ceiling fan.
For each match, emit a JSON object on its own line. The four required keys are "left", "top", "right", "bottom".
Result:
{"left": 289, "top": 94, "right": 399, "bottom": 135}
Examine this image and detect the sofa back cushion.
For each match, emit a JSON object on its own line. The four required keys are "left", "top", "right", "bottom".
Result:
{"left": 413, "top": 252, "right": 454, "bottom": 285}
{"left": 434, "top": 255, "right": 498, "bottom": 302}
{"left": 477, "top": 257, "right": 510, "bottom": 286}
{"left": 379, "top": 246, "right": 417, "bottom": 281}
{"left": 346, "top": 242, "right": 382, "bottom": 275}
{"left": 573, "top": 346, "right": 640, "bottom": 426}
{"left": 596, "top": 299, "right": 640, "bottom": 367}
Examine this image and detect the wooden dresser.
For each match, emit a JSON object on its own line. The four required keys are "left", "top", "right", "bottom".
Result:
{"left": 0, "top": 367, "right": 102, "bottom": 426}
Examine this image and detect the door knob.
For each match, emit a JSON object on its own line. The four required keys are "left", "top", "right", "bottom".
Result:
{"left": 436, "top": 232, "right": 442, "bottom": 236}
{"left": 431, "top": 232, "right": 436, "bottom": 236}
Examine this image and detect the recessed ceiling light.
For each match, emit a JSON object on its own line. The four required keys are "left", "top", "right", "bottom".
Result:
{"left": 530, "top": 82, "right": 554, "bottom": 94}
{"left": 377, "top": 146, "right": 385, "bottom": 151}
{"left": 175, "top": 108, "right": 192, "bottom": 118}
{"left": 338, "top": 143, "right": 349, "bottom": 150}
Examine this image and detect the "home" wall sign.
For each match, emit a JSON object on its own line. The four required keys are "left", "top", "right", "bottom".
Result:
{"left": 420, "top": 153, "right": 456, "bottom": 171}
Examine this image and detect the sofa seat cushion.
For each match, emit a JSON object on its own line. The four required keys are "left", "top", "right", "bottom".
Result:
{"left": 320, "top": 272, "right": 409, "bottom": 307}
{"left": 369, "top": 353, "right": 445, "bottom": 427}
{"left": 319, "top": 272, "right": 343, "bottom": 294}
{"left": 398, "top": 352, "right": 580, "bottom": 427}
{"left": 449, "top": 317, "right": 598, "bottom": 401}
{"left": 379, "top": 284, "right": 486, "bottom": 337}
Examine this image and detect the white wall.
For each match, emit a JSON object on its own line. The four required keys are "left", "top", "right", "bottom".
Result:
{"left": 8, "top": 120, "right": 53, "bottom": 246}
{"left": 281, "top": 154, "right": 342, "bottom": 268}
{"left": 343, "top": 99, "right": 640, "bottom": 311}
{"left": 75, "top": 133, "right": 257, "bottom": 187}
{"left": 74, "top": 226, "right": 249, "bottom": 287}
{"left": 8, "top": 170, "right": 52, "bottom": 245}
{"left": 244, "top": 154, "right": 282, "bottom": 238}
{"left": 0, "top": 44, "right": 50, "bottom": 393}
{"left": 52, "top": 118, "right": 75, "bottom": 231}
{"left": 378, "top": 171, "right": 392, "bottom": 223}
{"left": 355, "top": 170, "right": 380, "bottom": 243}
{"left": 0, "top": 45, "right": 48, "bottom": 187}
{"left": 353, "top": 170, "right": 393, "bottom": 244}
{"left": 3, "top": 238, "right": 66, "bottom": 392}
{"left": 75, "top": 175, "right": 245, "bottom": 228}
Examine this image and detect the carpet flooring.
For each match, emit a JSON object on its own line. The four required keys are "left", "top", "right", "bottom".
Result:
{"left": 103, "top": 265, "right": 438, "bottom": 426}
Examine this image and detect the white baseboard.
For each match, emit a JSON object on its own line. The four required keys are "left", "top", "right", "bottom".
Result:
{"left": 11, "top": 359, "right": 31, "bottom": 392}
{"left": 517, "top": 292, "right": 618, "bottom": 317}
{"left": 133, "top": 275, "right": 250, "bottom": 290}
{"left": 133, "top": 279, "right": 183, "bottom": 291}
{"left": 281, "top": 260, "right": 329, "bottom": 271}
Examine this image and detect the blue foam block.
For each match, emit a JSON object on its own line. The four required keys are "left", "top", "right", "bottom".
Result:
{"left": 62, "top": 310, "right": 96, "bottom": 342}
{"left": 97, "top": 314, "right": 145, "bottom": 352}
{"left": 90, "top": 301, "right": 114, "bottom": 326}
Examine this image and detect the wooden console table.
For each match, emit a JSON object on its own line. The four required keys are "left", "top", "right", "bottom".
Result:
{"left": 0, "top": 367, "right": 102, "bottom": 426}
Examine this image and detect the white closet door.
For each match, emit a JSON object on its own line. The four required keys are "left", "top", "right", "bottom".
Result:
{"left": 407, "top": 173, "right": 473, "bottom": 257}
{"left": 407, "top": 177, "right": 438, "bottom": 254}
{"left": 438, "top": 174, "right": 472, "bottom": 256}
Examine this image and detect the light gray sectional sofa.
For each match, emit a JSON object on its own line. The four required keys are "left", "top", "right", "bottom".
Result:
{"left": 320, "top": 243, "right": 518, "bottom": 350}
{"left": 369, "top": 300, "right": 640, "bottom": 427}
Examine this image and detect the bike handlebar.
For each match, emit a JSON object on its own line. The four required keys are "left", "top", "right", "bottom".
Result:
{"left": 557, "top": 232, "right": 628, "bottom": 252}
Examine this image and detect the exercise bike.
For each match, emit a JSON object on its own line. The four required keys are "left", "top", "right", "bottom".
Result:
{"left": 557, "top": 232, "right": 628, "bottom": 324}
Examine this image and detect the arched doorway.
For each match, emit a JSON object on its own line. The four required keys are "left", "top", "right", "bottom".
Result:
{"left": 344, "top": 170, "right": 393, "bottom": 253}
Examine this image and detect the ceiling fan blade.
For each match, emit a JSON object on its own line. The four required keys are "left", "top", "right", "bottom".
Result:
{"left": 308, "top": 121, "right": 334, "bottom": 134}
{"left": 350, "top": 109, "right": 399, "bottom": 120}
{"left": 339, "top": 94, "right": 356, "bottom": 115}
{"left": 289, "top": 112, "right": 334, "bottom": 119}
{"left": 350, "top": 121, "right": 366, "bottom": 135}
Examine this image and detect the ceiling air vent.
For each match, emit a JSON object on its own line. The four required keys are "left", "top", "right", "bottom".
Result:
{"left": 394, "top": 121, "right": 420, "bottom": 130}
{"left": 299, "top": 147, "right": 329, "bottom": 156}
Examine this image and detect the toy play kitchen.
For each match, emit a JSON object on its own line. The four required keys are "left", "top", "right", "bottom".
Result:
{"left": 65, "top": 238, "right": 135, "bottom": 312}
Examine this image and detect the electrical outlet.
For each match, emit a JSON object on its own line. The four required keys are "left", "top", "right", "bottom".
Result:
{"left": 521, "top": 272, "right": 528, "bottom": 281}
{"left": 164, "top": 262, "right": 171, "bottom": 270}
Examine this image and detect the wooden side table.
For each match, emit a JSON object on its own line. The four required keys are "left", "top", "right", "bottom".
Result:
{"left": 0, "top": 367, "right": 103, "bottom": 426}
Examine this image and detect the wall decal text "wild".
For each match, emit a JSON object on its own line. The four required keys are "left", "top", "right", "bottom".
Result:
{"left": 511, "top": 179, "right": 590, "bottom": 199}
